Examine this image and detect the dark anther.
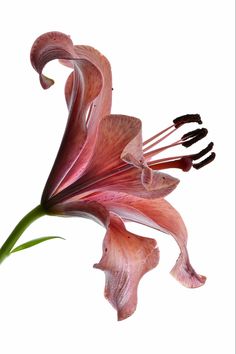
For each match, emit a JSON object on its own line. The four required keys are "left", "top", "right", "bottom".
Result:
{"left": 191, "top": 142, "right": 214, "bottom": 160}
{"left": 182, "top": 128, "right": 208, "bottom": 147}
{"left": 173, "top": 114, "right": 202, "bottom": 128}
{"left": 182, "top": 128, "right": 202, "bottom": 140}
{"left": 193, "top": 152, "right": 216, "bottom": 169}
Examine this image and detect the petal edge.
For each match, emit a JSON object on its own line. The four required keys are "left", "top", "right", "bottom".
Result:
{"left": 94, "top": 214, "right": 159, "bottom": 320}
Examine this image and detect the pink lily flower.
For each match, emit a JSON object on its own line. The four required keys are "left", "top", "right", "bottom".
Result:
{"left": 29, "top": 31, "right": 214, "bottom": 320}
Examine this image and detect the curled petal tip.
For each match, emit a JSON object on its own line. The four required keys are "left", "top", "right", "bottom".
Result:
{"left": 142, "top": 167, "right": 180, "bottom": 197}
{"left": 30, "top": 31, "right": 74, "bottom": 89}
{"left": 40, "top": 74, "right": 54, "bottom": 89}
{"left": 117, "top": 306, "right": 136, "bottom": 321}
{"left": 170, "top": 254, "right": 206, "bottom": 288}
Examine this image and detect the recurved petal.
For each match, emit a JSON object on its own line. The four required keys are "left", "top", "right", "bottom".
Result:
{"left": 30, "top": 31, "right": 74, "bottom": 89}
{"left": 48, "top": 199, "right": 109, "bottom": 227}
{"left": 53, "top": 45, "right": 113, "bottom": 191}
{"left": 61, "top": 44, "right": 112, "bottom": 131}
{"left": 31, "top": 32, "right": 103, "bottom": 200}
{"left": 94, "top": 214, "right": 159, "bottom": 320}
{"left": 86, "top": 192, "right": 206, "bottom": 288}
{"left": 170, "top": 252, "right": 206, "bottom": 288}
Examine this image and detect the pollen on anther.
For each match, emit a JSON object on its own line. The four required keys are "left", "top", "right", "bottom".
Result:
{"left": 182, "top": 128, "right": 208, "bottom": 147}
{"left": 193, "top": 152, "right": 216, "bottom": 169}
{"left": 191, "top": 142, "right": 214, "bottom": 160}
{"left": 173, "top": 114, "right": 203, "bottom": 128}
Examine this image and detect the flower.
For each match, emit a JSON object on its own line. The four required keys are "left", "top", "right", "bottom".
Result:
{"left": 30, "top": 31, "right": 215, "bottom": 320}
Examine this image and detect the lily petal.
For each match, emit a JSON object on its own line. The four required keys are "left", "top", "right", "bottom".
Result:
{"left": 85, "top": 192, "right": 206, "bottom": 288}
{"left": 61, "top": 44, "right": 112, "bottom": 132}
{"left": 78, "top": 114, "right": 142, "bottom": 177}
{"left": 49, "top": 199, "right": 109, "bottom": 227}
{"left": 49, "top": 201, "right": 159, "bottom": 320}
{"left": 120, "top": 120, "right": 144, "bottom": 167}
{"left": 88, "top": 167, "right": 179, "bottom": 199}
{"left": 53, "top": 115, "right": 178, "bottom": 203}
{"left": 30, "top": 32, "right": 103, "bottom": 200}
{"left": 54, "top": 45, "right": 113, "bottom": 191}
{"left": 94, "top": 214, "right": 159, "bottom": 320}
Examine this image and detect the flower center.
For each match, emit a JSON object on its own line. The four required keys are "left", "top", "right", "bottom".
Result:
{"left": 44, "top": 114, "right": 215, "bottom": 209}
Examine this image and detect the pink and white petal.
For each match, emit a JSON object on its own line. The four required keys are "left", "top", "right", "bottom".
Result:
{"left": 48, "top": 200, "right": 159, "bottom": 320}
{"left": 31, "top": 32, "right": 74, "bottom": 89}
{"left": 75, "top": 45, "right": 112, "bottom": 132}
{"left": 31, "top": 32, "right": 103, "bottom": 200}
{"left": 48, "top": 199, "right": 109, "bottom": 227}
{"left": 60, "top": 44, "right": 112, "bottom": 129}
{"left": 54, "top": 164, "right": 179, "bottom": 207}
{"left": 76, "top": 114, "right": 142, "bottom": 180}
{"left": 54, "top": 45, "right": 113, "bottom": 189}
{"left": 121, "top": 125, "right": 144, "bottom": 167}
{"left": 58, "top": 114, "right": 144, "bottom": 195}
{"left": 94, "top": 214, "right": 159, "bottom": 320}
{"left": 80, "top": 167, "right": 179, "bottom": 199}
{"left": 61, "top": 114, "right": 178, "bottom": 200}
{"left": 58, "top": 114, "right": 178, "bottom": 201}
{"left": 170, "top": 252, "right": 206, "bottom": 288}
{"left": 85, "top": 192, "right": 206, "bottom": 288}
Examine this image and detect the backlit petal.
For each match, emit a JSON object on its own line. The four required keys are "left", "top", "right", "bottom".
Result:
{"left": 48, "top": 201, "right": 159, "bottom": 320}
{"left": 85, "top": 192, "right": 206, "bottom": 288}
{"left": 53, "top": 115, "right": 178, "bottom": 203}
{"left": 94, "top": 214, "right": 159, "bottom": 320}
{"left": 66, "top": 114, "right": 141, "bottom": 186}
{"left": 55, "top": 45, "right": 113, "bottom": 190}
{"left": 30, "top": 32, "right": 103, "bottom": 200}
{"left": 61, "top": 44, "right": 112, "bottom": 132}
{"left": 87, "top": 167, "right": 179, "bottom": 199}
{"left": 48, "top": 199, "right": 109, "bottom": 227}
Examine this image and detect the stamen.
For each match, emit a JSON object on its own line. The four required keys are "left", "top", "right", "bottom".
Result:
{"left": 144, "top": 128, "right": 209, "bottom": 159}
{"left": 143, "top": 124, "right": 175, "bottom": 146}
{"left": 143, "top": 141, "right": 182, "bottom": 159}
{"left": 191, "top": 142, "right": 214, "bottom": 160}
{"left": 173, "top": 114, "right": 203, "bottom": 128}
{"left": 182, "top": 128, "right": 208, "bottom": 147}
{"left": 193, "top": 152, "right": 216, "bottom": 169}
{"left": 143, "top": 127, "right": 176, "bottom": 152}
{"left": 143, "top": 114, "right": 203, "bottom": 152}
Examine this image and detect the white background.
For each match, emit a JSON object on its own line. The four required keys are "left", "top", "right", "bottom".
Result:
{"left": 0, "top": 1, "right": 234, "bottom": 353}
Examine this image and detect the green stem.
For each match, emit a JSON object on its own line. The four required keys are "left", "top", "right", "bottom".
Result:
{"left": 0, "top": 205, "right": 45, "bottom": 264}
